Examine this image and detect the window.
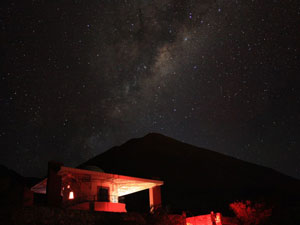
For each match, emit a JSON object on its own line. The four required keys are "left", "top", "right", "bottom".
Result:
{"left": 69, "top": 191, "right": 74, "bottom": 200}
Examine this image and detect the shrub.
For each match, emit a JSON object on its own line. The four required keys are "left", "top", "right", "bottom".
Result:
{"left": 230, "top": 200, "right": 272, "bottom": 225}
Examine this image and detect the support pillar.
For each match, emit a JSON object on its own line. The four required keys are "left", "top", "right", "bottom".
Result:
{"left": 46, "top": 161, "right": 63, "bottom": 207}
{"left": 149, "top": 186, "right": 161, "bottom": 212}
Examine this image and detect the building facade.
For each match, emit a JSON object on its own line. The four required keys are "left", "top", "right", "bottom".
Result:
{"left": 31, "top": 162, "right": 163, "bottom": 212}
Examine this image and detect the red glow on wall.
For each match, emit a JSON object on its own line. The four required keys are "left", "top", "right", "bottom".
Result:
{"left": 69, "top": 191, "right": 74, "bottom": 199}
{"left": 69, "top": 202, "right": 127, "bottom": 212}
{"left": 186, "top": 212, "right": 223, "bottom": 225}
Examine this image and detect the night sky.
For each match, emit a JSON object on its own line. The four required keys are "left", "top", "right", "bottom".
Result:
{"left": 1, "top": 0, "right": 299, "bottom": 178}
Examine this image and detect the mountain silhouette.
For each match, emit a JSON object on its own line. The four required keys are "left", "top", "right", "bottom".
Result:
{"left": 0, "top": 165, "right": 26, "bottom": 214}
{"left": 80, "top": 133, "right": 300, "bottom": 214}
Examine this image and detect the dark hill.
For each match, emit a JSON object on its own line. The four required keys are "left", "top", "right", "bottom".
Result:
{"left": 80, "top": 133, "right": 300, "bottom": 214}
{"left": 0, "top": 165, "right": 25, "bottom": 213}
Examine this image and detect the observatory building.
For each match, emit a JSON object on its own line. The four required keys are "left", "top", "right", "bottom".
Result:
{"left": 31, "top": 162, "right": 163, "bottom": 212}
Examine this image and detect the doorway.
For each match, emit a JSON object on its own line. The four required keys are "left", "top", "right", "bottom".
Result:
{"left": 98, "top": 186, "right": 109, "bottom": 202}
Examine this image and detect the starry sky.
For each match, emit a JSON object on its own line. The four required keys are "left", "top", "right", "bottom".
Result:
{"left": 1, "top": 0, "right": 299, "bottom": 178}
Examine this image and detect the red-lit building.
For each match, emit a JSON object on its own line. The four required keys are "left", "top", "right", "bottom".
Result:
{"left": 31, "top": 162, "right": 163, "bottom": 212}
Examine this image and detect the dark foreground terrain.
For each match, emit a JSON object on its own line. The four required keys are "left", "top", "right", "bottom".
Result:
{"left": 1, "top": 206, "right": 185, "bottom": 225}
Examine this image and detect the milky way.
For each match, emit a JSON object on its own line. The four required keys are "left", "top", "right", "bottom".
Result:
{"left": 1, "top": 0, "right": 299, "bottom": 178}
